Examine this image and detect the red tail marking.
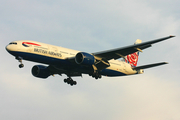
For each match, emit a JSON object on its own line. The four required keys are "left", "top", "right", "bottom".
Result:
{"left": 126, "top": 52, "right": 139, "bottom": 67}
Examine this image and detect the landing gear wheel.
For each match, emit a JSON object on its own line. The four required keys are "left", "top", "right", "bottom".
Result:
{"left": 73, "top": 81, "right": 77, "bottom": 85}
{"left": 19, "top": 64, "right": 24, "bottom": 68}
{"left": 92, "top": 72, "right": 101, "bottom": 80}
{"left": 66, "top": 78, "right": 71, "bottom": 84}
{"left": 16, "top": 56, "right": 24, "bottom": 68}
{"left": 64, "top": 77, "right": 77, "bottom": 86}
{"left": 64, "top": 79, "right": 67, "bottom": 83}
{"left": 70, "top": 82, "right": 74, "bottom": 86}
{"left": 69, "top": 79, "right": 74, "bottom": 86}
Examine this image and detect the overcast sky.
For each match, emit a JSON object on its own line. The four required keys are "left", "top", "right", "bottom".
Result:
{"left": 1, "top": 0, "right": 180, "bottom": 120}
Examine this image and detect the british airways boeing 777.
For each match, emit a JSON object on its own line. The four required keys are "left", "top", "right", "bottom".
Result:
{"left": 6, "top": 36, "right": 175, "bottom": 86}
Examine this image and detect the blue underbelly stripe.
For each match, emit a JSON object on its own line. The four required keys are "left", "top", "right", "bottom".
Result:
{"left": 8, "top": 51, "right": 127, "bottom": 77}
{"left": 100, "top": 69, "right": 126, "bottom": 76}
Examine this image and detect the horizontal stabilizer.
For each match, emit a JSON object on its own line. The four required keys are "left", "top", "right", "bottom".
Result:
{"left": 132, "top": 62, "right": 168, "bottom": 70}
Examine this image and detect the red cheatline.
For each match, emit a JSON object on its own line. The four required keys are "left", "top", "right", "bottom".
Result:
{"left": 22, "top": 42, "right": 41, "bottom": 46}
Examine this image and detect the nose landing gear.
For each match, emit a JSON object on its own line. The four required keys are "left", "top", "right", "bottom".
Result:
{"left": 16, "top": 56, "right": 24, "bottom": 68}
{"left": 19, "top": 64, "right": 24, "bottom": 68}
{"left": 64, "top": 77, "right": 77, "bottom": 86}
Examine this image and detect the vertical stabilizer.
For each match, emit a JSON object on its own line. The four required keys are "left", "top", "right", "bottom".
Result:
{"left": 125, "top": 39, "right": 142, "bottom": 67}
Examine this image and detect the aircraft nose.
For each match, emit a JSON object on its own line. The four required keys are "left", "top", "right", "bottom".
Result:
{"left": 5, "top": 44, "right": 15, "bottom": 52}
{"left": 6, "top": 45, "right": 10, "bottom": 51}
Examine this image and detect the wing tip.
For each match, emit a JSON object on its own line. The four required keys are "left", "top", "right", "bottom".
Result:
{"left": 170, "top": 35, "right": 175, "bottom": 37}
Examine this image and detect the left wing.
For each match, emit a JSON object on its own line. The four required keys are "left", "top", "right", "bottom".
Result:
{"left": 93, "top": 36, "right": 175, "bottom": 60}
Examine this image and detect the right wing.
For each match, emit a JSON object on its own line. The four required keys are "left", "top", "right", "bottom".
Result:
{"left": 93, "top": 36, "right": 175, "bottom": 60}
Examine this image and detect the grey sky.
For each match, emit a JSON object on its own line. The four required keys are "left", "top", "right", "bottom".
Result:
{"left": 1, "top": 0, "right": 180, "bottom": 120}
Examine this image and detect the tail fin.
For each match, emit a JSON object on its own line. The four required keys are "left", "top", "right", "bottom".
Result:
{"left": 125, "top": 39, "right": 142, "bottom": 67}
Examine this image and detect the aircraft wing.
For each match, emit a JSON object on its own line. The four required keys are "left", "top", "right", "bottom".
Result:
{"left": 92, "top": 36, "right": 175, "bottom": 60}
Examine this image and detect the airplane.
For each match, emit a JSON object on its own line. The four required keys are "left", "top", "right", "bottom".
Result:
{"left": 6, "top": 35, "right": 175, "bottom": 86}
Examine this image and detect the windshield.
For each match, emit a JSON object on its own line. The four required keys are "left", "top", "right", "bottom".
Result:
{"left": 9, "top": 42, "right": 17, "bottom": 45}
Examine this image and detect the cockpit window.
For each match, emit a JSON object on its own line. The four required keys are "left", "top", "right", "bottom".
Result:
{"left": 9, "top": 42, "right": 17, "bottom": 45}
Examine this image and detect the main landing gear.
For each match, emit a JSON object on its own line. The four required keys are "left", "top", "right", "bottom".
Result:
{"left": 89, "top": 72, "right": 102, "bottom": 79}
{"left": 16, "top": 56, "right": 24, "bottom": 68}
{"left": 91, "top": 65, "right": 102, "bottom": 79}
{"left": 64, "top": 77, "right": 77, "bottom": 86}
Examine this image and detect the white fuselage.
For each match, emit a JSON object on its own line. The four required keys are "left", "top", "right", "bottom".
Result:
{"left": 6, "top": 40, "right": 137, "bottom": 77}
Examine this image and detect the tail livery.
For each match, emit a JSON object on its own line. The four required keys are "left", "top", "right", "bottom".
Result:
{"left": 125, "top": 39, "right": 142, "bottom": 67}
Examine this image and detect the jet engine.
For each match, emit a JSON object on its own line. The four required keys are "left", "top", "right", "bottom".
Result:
{"left": 31, "top": 65, "right": 51, "bottom": 78}
{"left": 75, "top": 52, "right": 95, "bottom": 65}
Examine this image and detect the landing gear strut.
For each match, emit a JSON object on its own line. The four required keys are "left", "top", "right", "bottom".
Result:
{"left": 64, "top": 77, "right": 77, "bottom": 86}
{"left": 91, "top": 65, "right": 102, "bottom": 79}
{"left": 16, "top": 56, "right": 24, "bottom": 68}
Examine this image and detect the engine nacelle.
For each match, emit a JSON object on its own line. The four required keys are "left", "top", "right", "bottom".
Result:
{"left": 137, "top": 69, "right": 144, "bottom": 74}
{"left": 31, "top": 65, "right": 51, "bottom": 79}
{"left": 75, "top": 52, "right": 95, "bottom": 65}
